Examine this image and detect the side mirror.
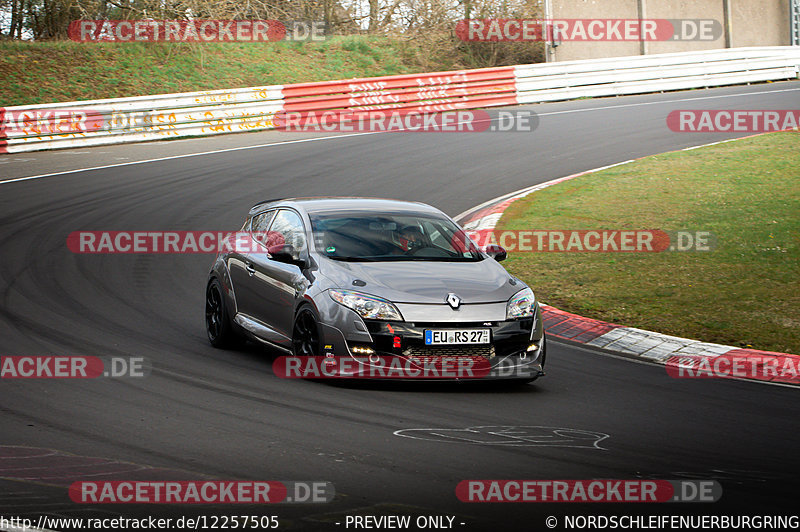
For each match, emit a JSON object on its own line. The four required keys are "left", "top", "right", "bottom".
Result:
{"left": 484, "top": 244, "right": 507, "bottom": 262}
{"left": 269, "top": 244, "right": 308, "bottom": 268}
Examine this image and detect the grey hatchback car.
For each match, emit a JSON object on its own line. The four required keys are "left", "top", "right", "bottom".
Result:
{"left": 205, "top": 197, "right": 546, "bottom": 381}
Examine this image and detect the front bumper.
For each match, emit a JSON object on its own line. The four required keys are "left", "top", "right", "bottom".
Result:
{"left": 320, "top": 317, "right": 546, "bottom": 381}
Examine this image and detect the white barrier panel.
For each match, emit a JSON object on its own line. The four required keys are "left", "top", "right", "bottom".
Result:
{"left": 1, "top": 85, "right": 284, "bottom": 153}
{"left": 515, "top": 47, "right": 800, "bottom": 104}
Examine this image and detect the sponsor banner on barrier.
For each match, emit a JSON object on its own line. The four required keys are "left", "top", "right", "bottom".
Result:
{"left": 68, "top": 20, "right": 326, "bottom": 42}
{"left": 667, "top": 110, "right": 800, "bottom": 132}
{"left": 456, "top": 479, "right": 721, "bottom": 503}
{"left": 457, "top": 19, "right": 722, "bottom": 42}
{"left": 0, "top": 356, "right": 149, "bottom": 379}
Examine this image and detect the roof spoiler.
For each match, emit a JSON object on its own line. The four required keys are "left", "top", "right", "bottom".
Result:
{"left": 249, "top": 198, "right": 284, "bottom": 213}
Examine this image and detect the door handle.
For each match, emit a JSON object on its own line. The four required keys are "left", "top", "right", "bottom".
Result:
{"left": 245, "top": 263, "right": 255, "bottom": 276}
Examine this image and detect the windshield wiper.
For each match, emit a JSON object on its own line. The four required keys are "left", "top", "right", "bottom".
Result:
{"left": 400, "top": 257, "right": 483, "bottom": 262}
{"left": 327, "top": 256, "right": 378, "bottom": 262}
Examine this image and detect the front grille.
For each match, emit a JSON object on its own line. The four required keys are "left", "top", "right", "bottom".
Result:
{"left": 402, "top": 344, "right": 495, "bottom": 359}
{"left": 409, "top": 322, "right": 498, "bottom": 328}
{"left": 366, "top": 319, "right": 532, "bottom": 334}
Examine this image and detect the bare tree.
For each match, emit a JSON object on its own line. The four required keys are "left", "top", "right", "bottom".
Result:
{"left": 2, "top": 0, "right": 544, "bottom": 66}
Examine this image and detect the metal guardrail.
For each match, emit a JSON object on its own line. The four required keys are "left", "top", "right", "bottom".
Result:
{"left": 0, "top": 85, "right": 285, "bottom": 152}
{"left": 281, "top": 66, "right": 517, "bottom": 114}
{"left": 1, "top": 47, "right": 799, "bottom": 154}
{"left": 515, "top": 47, "right": 800, "bottom": 104}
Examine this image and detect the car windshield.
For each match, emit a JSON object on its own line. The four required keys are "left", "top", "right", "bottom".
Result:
{"left": 309, "top": 211, "right": 483, "bottom": 262}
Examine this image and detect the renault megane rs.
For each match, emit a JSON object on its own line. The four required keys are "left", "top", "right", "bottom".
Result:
{"left": 205, "top": 198, "right": 546, "bottom": 381}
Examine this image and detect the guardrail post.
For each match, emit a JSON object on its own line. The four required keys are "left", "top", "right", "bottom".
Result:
{"left": 637, "top": 0, "right": 648, "bottom": 56}
{"left": 723, "top": 0, "right": 733, "bottom": 48}
{"left": 543, "top": 0, "right": 554, "bottom": 62}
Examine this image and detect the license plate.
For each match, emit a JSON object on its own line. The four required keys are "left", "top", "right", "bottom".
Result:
{"left": 424, "top": 329, "right": 490, "bottom": 345}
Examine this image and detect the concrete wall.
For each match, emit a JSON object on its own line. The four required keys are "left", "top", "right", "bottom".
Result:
{"left": 548, "top": 0, "right": 640, "bottom": 60}
{"left": 549, "top": 0, "right": 791, "bottom": 62}
{"left": 730, "top": 0, "right": 790, "bottom": 47}
{"left": 645, "top": 0, "right": 724, "bottom": 55}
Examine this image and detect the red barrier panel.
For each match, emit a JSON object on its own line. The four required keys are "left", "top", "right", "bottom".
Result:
{"left": 281, "top": 67, "right": 516, "bottom": 98}
{"left": 280, "top": 66, "right": 518, "bottom": 118}
{"left": 405, "top": 94, "right": 518, "bottom": 112}
{"left": 283, "top": 81, "right": 515, "bottom": 112}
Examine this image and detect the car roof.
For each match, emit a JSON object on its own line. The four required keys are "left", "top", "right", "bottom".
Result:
{"left": 249, "top": 197, "right": 445, "bottom": 217}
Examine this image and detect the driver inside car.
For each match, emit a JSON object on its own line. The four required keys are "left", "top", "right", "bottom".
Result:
{"left": 397, "top": 225, "right": 430, "bottom": 253}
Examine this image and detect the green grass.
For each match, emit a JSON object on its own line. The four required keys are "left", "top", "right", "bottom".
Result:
{"left": 497, "top": 132, "right": 800, "bottom": 354}
{"left": 0, "top": 36, "right": 474, "bottom": 106}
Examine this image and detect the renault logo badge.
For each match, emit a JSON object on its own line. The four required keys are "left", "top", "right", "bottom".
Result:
{"left": 446, "top": 293, "right": 461, "bottom": 309}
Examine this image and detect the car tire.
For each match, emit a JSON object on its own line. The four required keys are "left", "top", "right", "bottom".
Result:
{"left": 205, "top": 277, "right": 239, "bottom": 348}
{"left": 292, "top": 306, "right": 322, "bottom": 357}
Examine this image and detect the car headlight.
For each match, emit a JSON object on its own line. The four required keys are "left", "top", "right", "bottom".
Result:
{"left": 329, "top": 289, "right": 404, "bottom": 321}
{"left": 506, "top": 287, "right": 536, "bottom": 319}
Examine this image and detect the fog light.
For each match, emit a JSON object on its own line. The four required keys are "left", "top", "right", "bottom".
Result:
{"left": 526, "top": 343, "right": 539, "bottom": 352}
{"left": 351, "top": 346, "right": 375, "bottom": 355}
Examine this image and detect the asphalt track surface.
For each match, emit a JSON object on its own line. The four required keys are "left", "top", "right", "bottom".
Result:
{"left": 1, "top": 81, "right": 799, "bottom": 531}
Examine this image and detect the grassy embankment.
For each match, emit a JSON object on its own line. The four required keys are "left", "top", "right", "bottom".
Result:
{"left": 498, "top": 132, "right": 800, "bottom": 354}
{"left": 0, "top": 36, "right": 540, "bottom": 106}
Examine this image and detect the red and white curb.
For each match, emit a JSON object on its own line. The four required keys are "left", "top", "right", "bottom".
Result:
{"left": 456, "top": 158, "right": 799, "bottom": 386}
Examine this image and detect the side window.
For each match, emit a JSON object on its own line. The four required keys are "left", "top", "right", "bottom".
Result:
{"left": 252, "top": 210, "right": 276, "bottom": 232}
{"left": 250, "top": 210, "right": 276, "bottom": 246}
{"left": 267, "top": 210, "right": 306, "bottom": 256}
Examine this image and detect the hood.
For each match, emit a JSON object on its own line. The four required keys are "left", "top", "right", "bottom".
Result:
{"left": 318, "top": 258, "right": 523, "bottom": 304}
